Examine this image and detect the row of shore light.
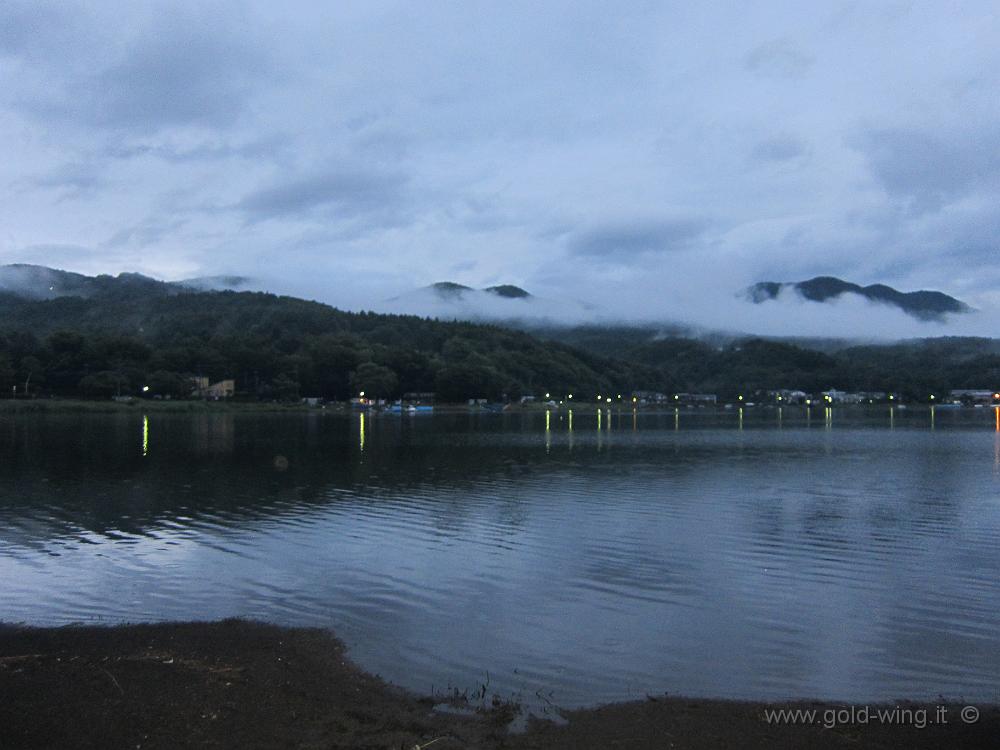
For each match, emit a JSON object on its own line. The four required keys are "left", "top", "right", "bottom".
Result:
{"left": 575, "top": 392, "right": 1000, "bottom": 405}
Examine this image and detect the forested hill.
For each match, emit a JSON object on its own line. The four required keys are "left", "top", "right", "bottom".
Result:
{"left": 1, "top": 277, "right": 999, "bottom": 403}
{"left": 0, "top": 286, "right": 656, "bottom": 401}
{"left": 528, "top": 324, "right": 1000, "bottom": 402}
{"left": 744, "top": 276, "right": 971, "bottom": 320}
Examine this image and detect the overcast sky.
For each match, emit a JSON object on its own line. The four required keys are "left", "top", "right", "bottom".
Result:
{"left": 1, "top": 1, "right": 998, "bottom": 335}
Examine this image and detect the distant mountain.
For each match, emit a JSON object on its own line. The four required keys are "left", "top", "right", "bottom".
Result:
{"left": 428, "top": 281, "right": 474, "bottom": 299}
{"left": 0, "top": 264, "right": 99, "bottom": 299}
{"left": 0, "top": 264, "right": 258, "bottom": 301}
{"left": 427, "top": 281, "right": 531, "bottom": 300}
{"left": 0, "top": 264, "right": 173, "bottom": 300}
{"left": 5, "top": 264, "right": 1000, "bottom": 404}
{"left": 484, "top": 284, "right": 530, "bottom": 299}
{"left": 745, "top": 276, "right": 971, "bottom": 321}
{"left": 383, "top": 281, "right": 596, "bottom": 322}
{"left": 0, "top": 268, "right": 652, "bottom": 402}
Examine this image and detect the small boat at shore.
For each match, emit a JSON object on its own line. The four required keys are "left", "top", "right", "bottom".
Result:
{"left": 385, "top": 404, "right": 433, "bottom": 414}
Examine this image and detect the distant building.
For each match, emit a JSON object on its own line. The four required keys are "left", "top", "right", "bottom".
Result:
{"left": 352, "top": 397, "right": 386, "bottom": 407}
{"left": 632, "top": 390, "right": 669, "bottom": 403}
{"left": 768, "top": 389, "right": 808, "bottom": 404}
{"left": 950, "top": 389, "right": 999, "bottom": 405}
{"left": 821, "top": 389, "right": 857, "bottom": 403}
{"left": 675, "top": 393, "right": 717, "bottom": 405}
{"left": 191, "top": 377, "right": 235, "bottom": 399}
{"left": 820, "top": 390, "right": 882, "bottom": 404}
{"left": 301, "top": 397, "right": 323, "bottom": 406}
{"left": 858, "top": 391, "right": 887, "bottom": 403}
{"left": 402, "top": 392, "right": 436, "bottom": 404}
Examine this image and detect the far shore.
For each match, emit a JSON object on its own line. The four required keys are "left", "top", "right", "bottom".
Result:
{"left": 0, "top": 397, "right": 962, "bottom": 416}
{"left": 1, "top": 619, "right": 996, "bottom": 749}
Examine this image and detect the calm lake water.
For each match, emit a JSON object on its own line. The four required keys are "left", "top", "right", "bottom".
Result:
{"left": 2, "top": 407, "right": 999, "bottom": 708}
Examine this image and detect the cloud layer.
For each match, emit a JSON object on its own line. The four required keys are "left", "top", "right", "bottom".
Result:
{"left": 1, "top": 1, "right": 998, "bottom": 337}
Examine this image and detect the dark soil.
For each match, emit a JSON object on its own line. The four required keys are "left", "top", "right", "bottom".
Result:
{"left": 1, "top": 619, "right": 995, "bottom": 749}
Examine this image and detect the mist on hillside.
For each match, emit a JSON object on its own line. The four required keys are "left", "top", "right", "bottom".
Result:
{"left": 224, "top": 265, "right": 997, "bottom": 344}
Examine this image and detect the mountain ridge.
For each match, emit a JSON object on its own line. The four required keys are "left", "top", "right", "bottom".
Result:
{"left": 1, "top": 264, "right": 998, "bottom": 403}
{"left": 745, "top": 276, "right": 971, "bottom": 321}
{"left": 427, "top": 281, "right": 532, "bottom": 300}
{"left": 0, "top": 263, "right": 254, "bottom": 300}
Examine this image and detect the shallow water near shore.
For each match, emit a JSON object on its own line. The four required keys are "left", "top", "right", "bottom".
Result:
{"left": 2, "top": 407, "right": 999, "bottom": 708}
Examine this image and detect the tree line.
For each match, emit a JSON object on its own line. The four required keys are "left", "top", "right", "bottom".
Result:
{"left": 1, "top": 287, "right": 998, "bottom": 402}
{"left": 0, "top": 290, "right": 653, "bottom": 401}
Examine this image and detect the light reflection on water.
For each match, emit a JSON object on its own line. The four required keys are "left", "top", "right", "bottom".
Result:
{"left": 1, "top": 408, "right": 999, "bottom": 708}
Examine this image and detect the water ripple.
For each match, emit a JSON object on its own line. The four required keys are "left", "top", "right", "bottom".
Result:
{"left": 2, "top": 413, "right": 1000, "bottom": 707}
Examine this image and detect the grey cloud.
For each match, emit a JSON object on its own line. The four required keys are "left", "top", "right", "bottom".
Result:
{"left": 2, "top": 1, "right": 1000, "bottom": 334}
{"left": 91, "top": 18, "right": 267, "bottom": 132}
{"left": 105, "top": 134, "right": 292, "bottom": 165}
{"left": 22, "top": 162, "right": 106, "bottom": 196}
{"left": 924, "top": 203, "right": 1000, "bottom": 267}
{"left": 449, "top": 260, "right": 477, "bottom": 274}
{"left": 236, "top": 168, "right": 411, "bottom": 224}
{"left": 568, "top": 219, "right": 710, "bottom": 259}
{"left": 351, "top": 126, "right": 413, "bottom": 161}
{"left": 102, "top": 217, "right": 188, "bottom": 250}
{"left": 744, "top": 38, "right": 814, "bottom": 78}
{"left": 14, "top": 243, "right": 97, "bottom": 269}
{"left": 0, "top": 1, "right": 70, "bottom": 58}
{"left": 13, "top": 6, "right": 269, "bottom": 135}
{"left": 851, "top": 127, "right": 1000, "bottom": 213}
{"left": 750, "top": 135, "right": 806, "bottom": 164}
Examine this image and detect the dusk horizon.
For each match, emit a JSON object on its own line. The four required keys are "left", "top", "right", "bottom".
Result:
{"left": 2, "top": 2, "right": 999, "bottom": 338}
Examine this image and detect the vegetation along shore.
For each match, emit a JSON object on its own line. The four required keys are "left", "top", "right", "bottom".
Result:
{"left": 3, "top": 272, "right": 1000, "bottom": 407}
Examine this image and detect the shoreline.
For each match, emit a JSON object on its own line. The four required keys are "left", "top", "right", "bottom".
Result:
{"left": 0, "top": 398, "right": 969, "bottom": 415}
{"left": 1, "top": 620, "right": 995, "bottom": 749}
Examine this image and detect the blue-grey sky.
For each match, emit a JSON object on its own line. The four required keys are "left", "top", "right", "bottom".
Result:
{"left": 1, "top": 1, "right": 998, "bottom": 334}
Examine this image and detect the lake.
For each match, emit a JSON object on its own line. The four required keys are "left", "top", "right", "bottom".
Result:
{"left": 2, "top": 407, "right": 999, "bottom": 708}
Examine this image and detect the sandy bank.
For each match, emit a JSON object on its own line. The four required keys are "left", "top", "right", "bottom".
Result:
{"left": 1, "top": 620, "right": 995, "bottom": 749}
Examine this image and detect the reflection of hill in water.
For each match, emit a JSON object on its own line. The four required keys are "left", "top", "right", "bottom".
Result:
{"left": 0, "top": 410, "right": 973, "bottom": 549}
{"left": 3, "top": 411, "right": 998, "bottom": 708}
{"left": 0, "top": 413, "right": 563, "bottom": 546}
{"left": 190, "top": 414, "right": 237, "bottom": 454}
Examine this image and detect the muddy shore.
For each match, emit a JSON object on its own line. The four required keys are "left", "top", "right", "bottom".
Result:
{"left": 1, "top": 619, "right": 995, "bottom": 749}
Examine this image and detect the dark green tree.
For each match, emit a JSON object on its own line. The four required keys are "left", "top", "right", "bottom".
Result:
{"left": 350, "top": 363, "right": 399, "bottom": 400}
